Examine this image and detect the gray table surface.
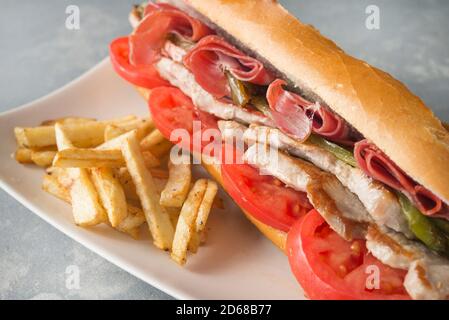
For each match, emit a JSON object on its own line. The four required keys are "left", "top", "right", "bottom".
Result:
{"left": 1, "top": 0, "right": 448, "bottom": 300}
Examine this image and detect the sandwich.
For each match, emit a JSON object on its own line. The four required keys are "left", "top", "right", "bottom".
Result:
{"left": 109, "top": 0, "right": 449, "bottom": 300}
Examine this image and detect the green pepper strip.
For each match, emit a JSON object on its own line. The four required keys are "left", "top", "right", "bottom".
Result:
{"left": 398, "top": 193, "right": 449, "bottom": 257}
{"left": 249, "top": 95, "right": 271, "bottom": 116}
{"left": 433, "top": 218, "right": 449, "bottom": 235}
{"left": 226, "top": 72, "right": 250, "bottom": 107}
{"left": 308, "top": 135, "right": 357, "bottom": 167}
{"left": 166, "top": 34, "right": 196, "bottom": 51}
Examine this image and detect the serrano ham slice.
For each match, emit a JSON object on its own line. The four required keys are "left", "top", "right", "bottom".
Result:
{"left": 183, "top": 35, "right": 275, "bottom": 98}
{"left": 266, "top": 80, "right": 356, "bottom": 144}
{"left": 129, "top": 3, "right": 212, "bottom": 66}
{"left": 354, "top": 140, "right": 447, "bottom": 216}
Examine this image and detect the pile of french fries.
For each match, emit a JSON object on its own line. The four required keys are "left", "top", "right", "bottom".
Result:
{"left": 14, "top": 115, "right": 218, "bottom": 265}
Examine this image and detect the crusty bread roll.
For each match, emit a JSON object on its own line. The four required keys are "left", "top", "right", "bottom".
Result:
{"left": 160, "top": 0, "right": 449, "bottom": 206}
{"left": 136, "top": 86, "right": 287, "bottom": 252}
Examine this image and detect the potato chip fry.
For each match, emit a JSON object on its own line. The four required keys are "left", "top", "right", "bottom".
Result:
{"left": 121, "top": 131, "right": 174, "bottom": 250}
{"left": 171, "top": 179, "right": 208, "bottom": 265}
{"left": 91, "top": 167, "right": 128, "bottom": 228}
{"left": 53, "top": 148, "right": 125, "bottom": 168}
{"left": 189, "top": 180, "right": 218, "bottom": 253}
{"left": 160, "top": 155, "right": 191, "bottom": 208}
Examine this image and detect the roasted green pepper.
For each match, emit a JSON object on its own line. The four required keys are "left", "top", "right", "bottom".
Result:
{"left": 433, "top": 218, "right": 449, "bottom": 235}
{"left": 167, "top": 34, "right": 196, "bottom": 51}
{"left": 398, "top": 193, "right": 449, "bottom": 257}
{"left": 226, "top": 71, "right": 250, "bottom": 107}
{"left": 308, "top": 135, "right": 357, "bottom": 167}
{"left": 250, "top": 95, "right": 271, "bottom": 116}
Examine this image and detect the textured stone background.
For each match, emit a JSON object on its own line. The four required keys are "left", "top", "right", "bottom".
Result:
{"left": 0, "top": 0, "right": 448, "bottom": 299}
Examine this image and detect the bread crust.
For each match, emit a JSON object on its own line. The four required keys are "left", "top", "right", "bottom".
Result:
{"left": 179, "top": 0, "right": 449, "bottom": 205}
{"left": 136, "top": 86, "right": 287, "bottom": 252}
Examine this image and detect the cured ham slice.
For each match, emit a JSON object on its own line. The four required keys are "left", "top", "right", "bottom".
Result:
{"left": 129, "top": 3, "right": 213, "bottom": 66}
{"left": 267, "top": 79, "right": 356, "bottom": 144}
{"left": 355, "top": 140, "right": 447, "bottom": 216}
{"left": 183, "top": 35, "right": 275, "bottom": 98}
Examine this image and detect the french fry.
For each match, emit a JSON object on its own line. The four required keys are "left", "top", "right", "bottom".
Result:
{"left": 31, "top": 150, "right": 57, "bottom": 167}
{"left": 167, "top": 207, "right": 181, "bottom": 228}
{"left": 104, "top": 125, "right": 127, "bottom": 141}
{"left": 15, "top": 122, "right": 106, "bottom": 149}
{"left": 117, "top": 205, "right": 147, "bottom": 239}
{"left": 142, "top": 150, "right": 161, "bottom": 168}
{"left": 135, "top": 119, "right": 155, "bottom": 141}
{"left": 91, "top": 167, "right": 128, "bottom": 228}
{"left": 100, "top": 115, "right": 137, "bottom": 126}
{"left": 70, "top": 169, "right": 108, "bottom": 226}
{"left": 160, "top": 155, "right": 191, "bottom": 207}
{"left": 118, "top": 118, "right": 152, "bottom": 131}
{"left": 41, "top": 117, "right": 95, "bottom": 126}
{"left": 53, "top": 148, "right": 125, "bottom": 168}
{"left": 121, "top": 131, "right": 174, "bottom": 250}
{"left": 61, "top": 122, "right": 106, "bottom": 148}
{"left": 96, "top": 130, "right": 137, "bottom": 151}
{"left": 149, "top": 168, "right": 169, "bottom": 179}
{"left": 54, "top": 123, "right": 74, "bottom": 150}
{"left": 46, "top": 166, "right": 74, "bottom": 189}
{"left": 147, "top": 139, "right": 173, "bottom": 158}
{"left": 140, "top": 129, "right": 166, "bottom": 150}
{"left": 189, "top": 181, "right": 218, "bottom": 253}
{"left": 14, "top": 126, "right": 55, "bottom": 148}
{"left": 15, "top": 148, "right": 33, "bottom": 164}
{"left": 54, "top": 124, "right": 107, "bottom": 226}
{"left": 115, "top": 168, "right": 140, "bottom": 202}
{"left": 42, "top": 174, "right": 71, "bottom": 203}
{"left": 171, "top": 179, "right": 208, "bottom": 265}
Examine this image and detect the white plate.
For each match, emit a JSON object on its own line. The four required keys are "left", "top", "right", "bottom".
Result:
{"left": 0, "top": 58, "right": 302, "bottom": 300}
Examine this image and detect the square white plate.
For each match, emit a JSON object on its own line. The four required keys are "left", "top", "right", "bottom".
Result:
{"left": 0, "top": 58, "right": 303, "bottom": 300}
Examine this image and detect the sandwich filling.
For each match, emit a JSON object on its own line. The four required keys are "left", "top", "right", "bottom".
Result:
{"left": 114, "top": 1, "right": 449, "bottom": 299}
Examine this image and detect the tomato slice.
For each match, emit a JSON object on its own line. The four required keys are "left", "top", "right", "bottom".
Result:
{"left": 221, "top": 144, "right": 312, "bottom": 232}
{"left": 109, "top": 37, "right": 170, "bottom": 89}
{"left": 148, "top": 86, "right": 219, "bottom": 153}
{"left": 287, "top": 209, "right": 410, "bottom": 300}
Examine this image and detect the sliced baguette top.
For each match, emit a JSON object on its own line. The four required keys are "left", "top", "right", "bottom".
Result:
{"left": 178, "top": 0, "right": 449, "bottom": 204}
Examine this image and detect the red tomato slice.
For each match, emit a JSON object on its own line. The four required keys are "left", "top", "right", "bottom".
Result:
{"left": 109, "top": 37, "right": 170, "bottom": 89}
{"left": 148, "top": 86, "right": 219, "bottom": 154}
{"left": 221, "top": 144, "right": 312, "bottom": 232}
{"left": 287, "top": 209, "right": 410, "bottom": 300}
